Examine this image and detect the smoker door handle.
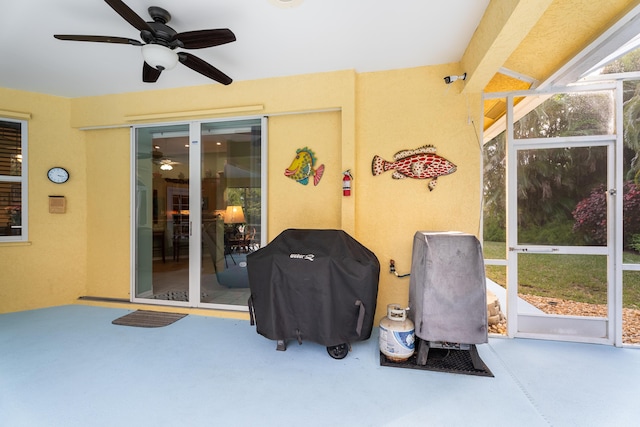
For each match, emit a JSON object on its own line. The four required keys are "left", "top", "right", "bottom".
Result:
{"left": 355, "top": 300, "right": 365, "bottom": 336}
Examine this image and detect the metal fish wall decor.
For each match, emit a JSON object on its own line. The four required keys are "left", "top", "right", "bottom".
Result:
{"left": 372, "top": 145, "right": 456, "bottom": 191}
{"left": 284, "top": 147, "right": 325, "bottom": 186}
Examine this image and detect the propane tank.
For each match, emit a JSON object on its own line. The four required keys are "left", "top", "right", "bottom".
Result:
{"left": 379, "top": 304, "right": 415, "bottom": 362}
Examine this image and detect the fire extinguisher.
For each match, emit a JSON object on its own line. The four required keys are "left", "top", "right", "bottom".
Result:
{"left": 342, "top": 170, "right": 353, "bottom": 196}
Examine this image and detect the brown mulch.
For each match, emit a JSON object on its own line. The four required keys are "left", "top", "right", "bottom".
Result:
{"left": 488, "top": 294, "right": 640, "bottom": 344}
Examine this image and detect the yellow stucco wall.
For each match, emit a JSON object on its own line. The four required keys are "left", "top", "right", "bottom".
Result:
{"left": 356, "top": 65, "right": 483, "bottom": 321}
{"left": 0, "top": 88, "right": 88, "bottom": 312}
{"left": 268, "top": 111, "right": 343, "bottom": 237}
{"left": 504, "top": 0, "right": 640, "bottom": 82}
{"left": 85, "top": 127, "right": 131, "bottom": 299}
{"left": 0, "top": 67, "right": 481, "bottom": 323}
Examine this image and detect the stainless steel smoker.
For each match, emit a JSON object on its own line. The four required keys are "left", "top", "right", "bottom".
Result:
{"left": 408, "top": 231, "right": 487, "bottom": 368}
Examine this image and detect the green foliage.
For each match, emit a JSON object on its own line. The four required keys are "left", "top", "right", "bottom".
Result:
{"left": 602, "top": 48, "right": 640, "bottom": 74}
{"left": 484, "top": 88, "right": 640, "bottom": 249}
{"left": 572, "top": 182, "right": 640, "bottom": 248}
{"left": 612, "top": 48, "right": 640, "bottom": 180}
{"left": 571, "top": 184, "right": 607, "bottom": 245}
{"left": 480, "top": 53, "right": 640, "bottom": 311}
{"left": 622, "top": 82, "right": 640, "bottom": 181}
{"left": 518, "top": 253, "right": 608, "bottom": 304}
{"left": 483, "top": 215, "right": 506, "bottom": 242}
{"left": 483, "top": 93, "right": 614, "bottom": 239}
{"left": 514, "top": 92, "right": 613, "bottom": 138}
{"left": 481, "top": 241, "right": 505, "bottom": 259}
{"left": 483, "top": 241, "right": 640, "bottom": 308}
{"left": 519, "top": 220, "right": 583, "bottom": 245}
{"left": 227, "top": 187, "right": 261, "bottom": 226}
{"left": 630, "top": 234, "right": 640, "bottom": 253}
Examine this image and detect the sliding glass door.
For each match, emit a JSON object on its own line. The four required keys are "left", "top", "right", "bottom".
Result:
{"left": 199, "top": 119, "right": 262, "bottom": 306}
{"left": 133, "top": 118, "right": 264, "bottom": 309}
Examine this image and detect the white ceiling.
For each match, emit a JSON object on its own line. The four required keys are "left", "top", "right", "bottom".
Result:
{"left": 1, "top": 0, "right": 490, "bottom": 98}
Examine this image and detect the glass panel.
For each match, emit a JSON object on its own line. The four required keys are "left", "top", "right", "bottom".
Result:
{"left": 485, "top": 265, "right": 507, "bottom": 335}
{"left": 623, "top": 181, "right": 640, "bottom": 256}
{"left": 135, "top": 124, "right": 190, "bottom": 301}
{"left": 0, "top": 120, "right": 22, "bottom": 176}
{"left": 483, "top": 130, "right": 506, "bottom": 252}
{"left": 483, "top": 128, "right": 508, "bottom": 335}
{"left": 623, "top": 270, "right": 640, "bottom": 345}
{"left": 514, "top": 91, "right": 614, "bottom": 138}
{"left": 0, "top": 182, "right": 21, "bottom": 237}
{"left": 589, "top": 42, "right": 640, "bottom": 76}
{"left": 621, "top": 81, "right": 640, "bottom": 343}
{"left": 517, "top": 146, "right": 608, "bottom": 246}
{"left": 518, "top": 254, "right": 607, "bottom": 318}
{"left": 0, "top": 120, "right": 22, "bottom": 238}
{"left": 200, "top": 119, "right": 261, "bottom": 305}
{"left": 485, "top": 263, "right": 505, "bottom": 286}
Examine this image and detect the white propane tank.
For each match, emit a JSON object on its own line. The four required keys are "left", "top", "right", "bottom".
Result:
{"left": 379, "top": 303, "right": 415, "bottom": 362}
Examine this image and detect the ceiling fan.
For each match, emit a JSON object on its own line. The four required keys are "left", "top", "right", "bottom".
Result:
{"left": 54, "top": 0, "right": 236, "bottom": 85}
{"left": 152, "top": 148, "right": 180, "bottom": 170}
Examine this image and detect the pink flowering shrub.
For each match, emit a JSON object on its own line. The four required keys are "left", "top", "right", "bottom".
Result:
{"left": 572, "top": 181, "right": 640, "bottom": 248}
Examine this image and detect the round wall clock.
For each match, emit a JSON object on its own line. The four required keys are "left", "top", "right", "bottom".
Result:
{"left": 47, "top": 167, "right": 70, "bottom": 184}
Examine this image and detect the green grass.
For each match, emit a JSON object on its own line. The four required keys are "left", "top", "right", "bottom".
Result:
{"left": 483, "top": 241, "right": 640, "bottom": 309}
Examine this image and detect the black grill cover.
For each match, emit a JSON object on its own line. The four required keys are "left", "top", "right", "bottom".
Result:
{"left": 247, "top": 229, "right": 380, "bottom": 347}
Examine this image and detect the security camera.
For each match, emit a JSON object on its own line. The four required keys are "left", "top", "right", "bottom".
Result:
{"left": 444, "top": 73, "right": 467, "bottom": 84}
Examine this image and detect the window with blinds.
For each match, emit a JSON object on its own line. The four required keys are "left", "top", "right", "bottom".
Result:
{"left": 0, "top": 119, "right": 24, "bottom": 239}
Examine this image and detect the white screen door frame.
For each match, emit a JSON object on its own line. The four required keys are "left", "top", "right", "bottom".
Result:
{"left": 502, "top": 83, "right": 624, "bottom": 345}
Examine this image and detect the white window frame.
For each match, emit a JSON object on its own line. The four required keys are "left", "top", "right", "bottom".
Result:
{"left": 0, "top": 117, "right": 28, "bottom": 242}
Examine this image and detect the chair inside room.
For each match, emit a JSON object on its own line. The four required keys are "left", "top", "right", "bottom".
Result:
{"left": 246, "top": 226, "right": 258, "bottom": 253}
{"left": 172, "top": 213, "right": 190, "bottom": 262}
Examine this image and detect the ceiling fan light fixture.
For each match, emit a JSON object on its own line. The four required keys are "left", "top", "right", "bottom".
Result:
{"left": 160, "top": 163, "right": 173, "bottom": 171}
{"left": 142, "top": 44, "right": 179, "bottom": 70}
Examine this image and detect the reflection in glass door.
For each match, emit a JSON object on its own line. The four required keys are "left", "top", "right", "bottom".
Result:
{"left": 135, "top": 124, "right": 191, "bottom": 303}
{"left": 133, "top": 118, "right": 263, "bottom": 309}
{"left": 199, "top": 119, "right": 262, "bottom": 307}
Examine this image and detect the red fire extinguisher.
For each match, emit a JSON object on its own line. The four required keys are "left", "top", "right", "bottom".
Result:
{"left": 342, "top": 170, "right": 353, "bottom": 196}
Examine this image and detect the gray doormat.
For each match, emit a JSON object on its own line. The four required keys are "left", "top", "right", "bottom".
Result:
{"left": 380, "top": 348, "right": 494, "bottom": 377}
{"left": 112, "top": 310, "right": 188, "bottom": 328}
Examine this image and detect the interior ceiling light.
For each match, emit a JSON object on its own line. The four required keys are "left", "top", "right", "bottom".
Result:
{"left": 269, "top": 0, "right": 303, "bottom": 9}
{"left": 160, "top": 163, "right": 173, "bottom": 171}
{"left": 141, "top": 44, "right": 179, "bottom": 71}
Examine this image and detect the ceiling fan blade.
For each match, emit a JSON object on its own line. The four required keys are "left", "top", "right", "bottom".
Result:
{"left": 178, "top": 52, "right": 232, "bottom": 85}
{"left": 54, "top": 35, "right": 143, "bottom": 46}
{"left": 143, "top": 62, "right": 162, "bottom": 83}
{"left": 173, "top": 29, "right": 236, "bottom": 49}
{"left": 104, "top": 0, "right": 154, "bottom": 33}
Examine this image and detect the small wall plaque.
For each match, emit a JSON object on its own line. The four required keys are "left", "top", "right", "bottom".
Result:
{"left": 49, "top": 195, "right": 66, "bottom": 214}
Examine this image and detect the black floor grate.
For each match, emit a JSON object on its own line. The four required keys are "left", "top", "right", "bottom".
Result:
{"left": 380, "top": 347, "right": 494, "bottom": 377}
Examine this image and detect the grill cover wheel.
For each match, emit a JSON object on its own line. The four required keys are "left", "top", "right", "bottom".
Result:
{"left": 327, "top": 343, "right": 349, "bottom": 359}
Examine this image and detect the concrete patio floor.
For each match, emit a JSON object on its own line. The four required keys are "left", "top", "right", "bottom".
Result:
{"left": 1, "top": 304, "right": 639, "bottom": 427}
